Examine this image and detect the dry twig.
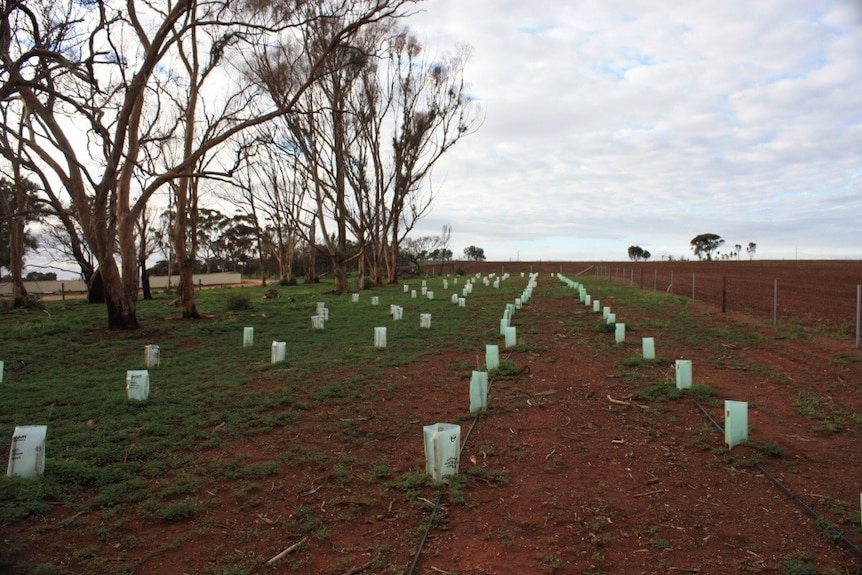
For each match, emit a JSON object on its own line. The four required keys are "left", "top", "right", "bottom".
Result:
{"left": 265, "top": 536, "right": 308, "bottom": 565}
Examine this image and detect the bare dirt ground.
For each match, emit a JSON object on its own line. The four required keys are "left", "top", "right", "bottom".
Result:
{"left": 3, "top": 261, "right": 862, "bottom": 574}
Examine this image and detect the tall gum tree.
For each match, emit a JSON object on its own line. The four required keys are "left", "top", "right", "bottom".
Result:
{"left": 347, "top": 29, "right": 480, "bottom": 285}
{"left": 0, "top": 0, "right": 412, "bottom": 328}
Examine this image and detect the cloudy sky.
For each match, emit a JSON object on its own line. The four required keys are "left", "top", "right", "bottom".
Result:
{"left": 404, "top": 0, "right": 862, "bottom": 261}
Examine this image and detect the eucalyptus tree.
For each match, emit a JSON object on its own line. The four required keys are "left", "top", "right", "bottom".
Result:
{"left": 234, "top": 129, "right": 310, "bottom": 284}
{"left": 348, "top": 30, "right": 479, "bottom": 284}
{"left": 0, "top": 0, "right": 412, "bottom": 328}
{"left": 0, "top": 176, "right": 39, "bottom": 307}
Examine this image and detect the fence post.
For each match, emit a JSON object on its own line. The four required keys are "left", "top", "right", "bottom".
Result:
{"left": 856, "top": 285, "right": 860, "bottom": 349}
{"left": 692, "top": 273, "right": 696, "bottom": 301}
{"left": 61, "top": 282, "right": 65, "bottom": 301}
{"left": 722, "top": 276, "right": 726, "bottom": 313}
{"left": 670, "top": 270, "right": 674, "bottom": 294}
{"left": 773, "top": 279, "right": 778, "bottom": 328}
{"left": 654, "top": 269, "right": 657, "bottom": 291}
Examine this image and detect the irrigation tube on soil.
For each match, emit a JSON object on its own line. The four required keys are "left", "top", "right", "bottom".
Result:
{"left": 409, "top": 275, "right": 538, "bottom": 575}
{"left": 692, "top": 398, "right": 862, "bottom": 560}
{"left": 562, "top": 274, "right": 862, "bottom": 560}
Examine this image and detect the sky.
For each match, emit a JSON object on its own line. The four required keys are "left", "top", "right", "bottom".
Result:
{"left": 402, "top": 0, "right": 862, "bottom": 261}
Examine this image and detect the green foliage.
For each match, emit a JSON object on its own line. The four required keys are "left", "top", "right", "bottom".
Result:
{"left": 225, "top": 293, "right": 251, "bottom": 311}
{"left": 634, "top": 383, "right": 682, "bottom": 402}
{"left": 492, "top": 360, "right": 521, "bottom": 378}
{"left": 780, "top": 551, "right": 816, "bottom": 575}
{"left": 0, "top": 476, "right": 52, "bottom": 522}
{"left": 745, "top": 440, "right": 785, "bottom": 458}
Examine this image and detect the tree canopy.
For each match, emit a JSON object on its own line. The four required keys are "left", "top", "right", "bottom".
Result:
{"left": 690, "top": 233, "right": 725, "bottom": 261}
{"left": 627, "top": 245, "right": 651, "bottom": 261}
{"left": 463, "top": 245, "right": 485, "bottom": 261}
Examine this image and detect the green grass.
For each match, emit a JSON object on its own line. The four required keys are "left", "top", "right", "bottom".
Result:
{"left": 0, "top": 275, "right": 530, "bottom": 535}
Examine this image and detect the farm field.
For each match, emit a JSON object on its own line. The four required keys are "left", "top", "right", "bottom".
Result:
{"left": 1, "top": 260, "right": 861, "bottom": 574}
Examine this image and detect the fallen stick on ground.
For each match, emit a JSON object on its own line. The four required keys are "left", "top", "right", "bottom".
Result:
{"left": 607, "top": 394, "right": 649, "bottom": 409}
{"left": 265, "top": 536, "right": 308, "bottom": 565}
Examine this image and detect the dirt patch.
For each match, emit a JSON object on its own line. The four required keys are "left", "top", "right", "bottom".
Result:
{"left": 2, "top": 263, "right": 861, "bottom": 574}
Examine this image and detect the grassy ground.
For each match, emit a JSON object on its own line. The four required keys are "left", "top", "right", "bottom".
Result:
{"left": 0, "top": 275, "right": 529, "bottom": 535}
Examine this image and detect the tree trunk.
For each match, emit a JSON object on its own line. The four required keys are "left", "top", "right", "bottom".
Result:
{"left": 386, "top": 239, "right": 401, "bottom": 284}
{"left": 333, "top": 256, "right": 347, "bottom": 294}
{"left": 100, "top": 258, "right": 140, "bottom": 329}
{"left": 88, "top": 268, "right": 105, "bottom": 304}
{"left": 140, "top": 259, "right": 152, "bottom": 300}
{"left": 8, "top": 211, "right": 28, "bottom": 308}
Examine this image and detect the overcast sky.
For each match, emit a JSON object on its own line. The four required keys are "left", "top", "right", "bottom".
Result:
{"left": 404, "top": 0, "right": 862, "bottom": 261}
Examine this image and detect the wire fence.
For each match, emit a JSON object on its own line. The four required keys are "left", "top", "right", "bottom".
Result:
{"left": 593, "top": 264, "right": 862, "bottom": 348}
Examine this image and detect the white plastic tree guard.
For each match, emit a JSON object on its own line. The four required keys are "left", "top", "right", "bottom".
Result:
{"left": 606, "top": 313, "right": 616, "bottom": 325}
{"left": 427, "top": 291, "right": 434, "bottom": 300}
{"left": 458, "top": 297, "right": 466, "bottom": 308}
{"left": 642, "top": 337, "right": 656, "bottom": 359}
{"left": 725, "top": 400, "right": 748, "bottom": 449}
{"left": 675, "top": 360, "right": 692, "bottom": 389}
{"left": 420, "top": 313, "right": 432, "bottom": 329}
{"left": 403, "top": 284, "right": 409, "bottom": 293}
{"left": 371, "top": 296, "right": 379, "bottom": 306}
{"left": 411, "top": 290, "right": 417, "bottom": 299}
{"left": 352, "top": 293, "right": 360, "bottom": 302}
{"left": 311, "top": 316, "right": 325, "bottom": 329}
{"left": 504, "top": 326, "right": 517, "bottom": 348}
{"left": 470, "top": 371, "right": 489, "bottom": 413}
{"left": 271, "top": 341, "right": 286, "bottom": 363}
{"left": 615, "top": 323, "right": 626, "bottom": 343}
{"left": 0, "top": 360, "right": 3, "bottom": 383}
{"left": 243, "top": 327, "right": 254, "bottom": 347}
{"left": 7, "top": 425, "right": 47, "bottom": 478}
{"left": 126, "top": 370, "right": 150, "bottom": 401}
{"left": 486, "top": 344, "right": 500, "bottom": 370}
{"left": 451, "top": 293, "right": 459, "bottom": 304}
{"left": 602, "top": 306, "right": 610, "bottom": 319}
{"left": 144, "top": 345, "right": 160, "bottom": 368}
{"left": 423, "top": 423, "right": 461, "bottom": 482}
{"left": 374, "top": 327, "right": 387, "bottom": 348}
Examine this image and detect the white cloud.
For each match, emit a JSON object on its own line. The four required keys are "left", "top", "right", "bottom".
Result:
{"left": 407, "top": 0, "right": 862, "bottom": 261}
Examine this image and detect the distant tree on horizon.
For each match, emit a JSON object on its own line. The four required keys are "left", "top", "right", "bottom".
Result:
{"left": 690, "top": 233, "right": 725, "bottom": 261}
{"left": 746, "top": 242, "right": 757, "bottom": 260}
{"left": 463, "top": 245, "right": 486, "bottom": 261}
{"left": 627, "top": 245, "right": 650, "bottom": 261}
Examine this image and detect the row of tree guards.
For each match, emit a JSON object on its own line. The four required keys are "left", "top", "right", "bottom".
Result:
{"left": 4, "top": 271, "right": 536, "bottom": 479}
{"left": 556, "top": 273, "right": 750, "bottom": 449}
{"left": 561, "top": 273, "right": 862, "bottom": 549}
{"left": 424, "top": 273, "right": 539, "bottom": 483}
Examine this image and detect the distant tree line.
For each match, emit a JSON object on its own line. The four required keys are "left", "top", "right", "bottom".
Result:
{"left": 626, "top": 236, "right": 757, "bottom": 262}
{"left": 690, "top": 234, "right": 757, "bottom": 261}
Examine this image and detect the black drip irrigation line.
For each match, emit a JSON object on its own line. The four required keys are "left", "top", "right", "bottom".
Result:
{"left": 406, "top": 351, "right": 513, "bottom": 575}
{"left": 693, "top": 398, "right": 862, "bottom": 560}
